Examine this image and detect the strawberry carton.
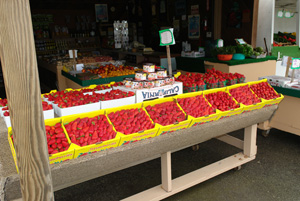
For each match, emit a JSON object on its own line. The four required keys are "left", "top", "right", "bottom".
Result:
{"left": 106, "top": 103, "right": 159, "bottom": 146}
{"left": 227, "top": 83, "right": 266, "bottom": 113}
{"left": 176, "top": 92, "right": 220, "bottom": 127}
{"left": 0, "top": 98, "right": 8, "bottom": 108}
{"left": 48, "top": 90, "right": 101, "bottom": 117}
{"left": 204, "top": 88, "right": 244, "bottom": 120}
{"left": 62, "top": 110, "right": 121, "bottom": 158}
{"left": 218, "top": 78, "right": 227, "bottom": 88}
{"left": 249, "top": 79, "right": 284, "bottom": 107}
{"left": 0, "top": 106, "right": 9, "bottom": 117}
{"left": 143, "top": 97, "right": 192, "bottom": 136}
{"left": 3, "top": 110, "right": 11, "bottom": 128}
{"left": 42, "top": 101, "right": 54, "bottom": 120}
{"left": 8, "top": 118, "right": 75, "bottom": 173}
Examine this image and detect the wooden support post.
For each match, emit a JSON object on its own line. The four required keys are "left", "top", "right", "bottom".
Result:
{"left": 161, "top": 152, "right": 172, "bottom": 192}
{"left": 166, "top": 45, "right": 172, "bottom": 76}
{"left": 72, "top": 50, "right": 77, "bottom": 71}
{"left": 285, "top": 57, "right": 292, "bottom": 77}
{"left": 244, "top": 124, "right": 257, "bottom": 157}
{"left": 0, "top": 1, "right": 54, "bottom": 201}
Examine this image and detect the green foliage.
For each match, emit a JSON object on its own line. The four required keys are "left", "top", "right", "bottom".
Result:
{"left": 254, "top": 47, "right": 264, "bottom": 53}
{"left": 215, "top": 46, "right": 236, "bottom": 55}
{"left": 235, "top": 44, "right": 253, "bottom": 57}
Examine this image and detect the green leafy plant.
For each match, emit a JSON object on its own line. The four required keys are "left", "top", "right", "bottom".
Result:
{"left": 215, "top": 46, "right": 236, "bottom": 55}
{"left": 235, "top": 44, "right": 253, "bottom": 57}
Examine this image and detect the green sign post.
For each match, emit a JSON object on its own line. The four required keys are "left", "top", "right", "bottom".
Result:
{"left": 159, "top": 28, "right": 175, "bottom": 76}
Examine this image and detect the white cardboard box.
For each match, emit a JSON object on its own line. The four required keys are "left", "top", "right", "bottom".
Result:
{"left": 53, "top": 102, "right": 100, "bottom": 117}
{"left": 259, "top": 75, "right": 298, "bottom": 87}
{"left": 114, "top": 82, "right": 183, "bottom": 103}
{"left": 285, "top": 83, "right": 300, "bottom": 90}
{"left": 83, "top": 88, "right": 112, "bottom": 95}
{"left": 4, "top": 116, "right": 11, "bottom": 128}
{"left": 100, "top": 96, "right": 135, "bottom": 109}
{"left": 43, "top": 109, "right": 55, "bottom": 120}
{"left": 1, "top": 109, "right": 8, "bottom": 117}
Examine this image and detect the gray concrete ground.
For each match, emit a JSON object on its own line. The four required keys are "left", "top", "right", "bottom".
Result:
{"left": 54, "top": 129, "right": 300, "bottom": 201}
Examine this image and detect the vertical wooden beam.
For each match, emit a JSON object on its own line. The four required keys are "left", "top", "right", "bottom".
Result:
{"left": 0, "top": 1, "right": 54, "bottom": 201}
{"left": 251, "top": 0, "right": 259, "bottom": 47}
{"left": 297, "top": 0, "right": 300, "bottom": 47}
{"left": 243, "top": 124, "right": 257, "bottom": 157}
{"left": 161, "top": 151, "right": 172, "bottom": 192}
{"left": 214, "top": 0, "right": 222, "bottom": 39}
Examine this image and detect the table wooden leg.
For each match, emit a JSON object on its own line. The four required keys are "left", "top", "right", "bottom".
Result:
{"left": 161, "top": 151, "right": 172, "bottom": 192}
{"left": 244, "top": 124, "right": 257, "bottom": 157}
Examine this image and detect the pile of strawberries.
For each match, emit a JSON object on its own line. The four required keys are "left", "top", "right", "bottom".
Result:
{"left": 229, "top": 86, "right": 261, "bottom": 105}
{"left": 176, "top": 68, "right": 245, "bottom": 92}
{"left": 64, "top": 115, "right": 116, "bottom": 147}
{"left": 177, "top": 96, "right": 215, "bottom": 118}
{"left": 80, "top": 85, "right": 111, "bottom": 93}
{"left": 205, "top": 91, "right": 239, "bottom": 111}
{"left": 44, "top": 88, "right": 134, "bottom": 108}
{"left": 250, "top": 82, "right": 280, "bottom": 100}
{"left": 0, "top": 99, "right": 7, "bottom": 107}
{"left": 91, "top": 89, "right": 134, "bottom": 101}
{"left": 145, "top": 102, "right": 186, "bottom": 126}
{"left": 45, "top": 123, "right": 70, "bottom": 154}
{"left": 42, "top": 101, "right": 53, "bottom": 111}
{"left": 108, "top": 108, "right": 155, "bottom": 134}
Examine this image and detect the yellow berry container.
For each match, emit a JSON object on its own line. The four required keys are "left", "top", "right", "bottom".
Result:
{"left": 203, "top": 88, "right": 244, "bottom": 120}
{"left": 248, "top": 79, "right": 284, "bottom": 107}
{"left": 62, "top": 110, "right": 121, "bottom": 158}
{"left": 175, "top": 92, "right": 220, "bottom": 127}
{"left": 106, "top": 103, "right": 159, "bottom": 146}
{"left": 142, "top": 97, "right": 192, "bottom": 136}
{"left": 8, "top": 117, "right": 75, "bottom": 173}
{"left": 226, "top": 83, "right": 266, "bottom": 113}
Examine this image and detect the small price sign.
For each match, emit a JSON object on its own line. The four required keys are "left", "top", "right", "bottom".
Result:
{"left": 291, "top": 58, "right": 300, "bottom": 69}
{"left": 159, "top": 28, "right": 175, "bottom": 46}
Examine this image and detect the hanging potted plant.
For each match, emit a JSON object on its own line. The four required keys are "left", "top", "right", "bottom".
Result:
{"left": 216, "top": 46, "right": 236, "bottom": 61}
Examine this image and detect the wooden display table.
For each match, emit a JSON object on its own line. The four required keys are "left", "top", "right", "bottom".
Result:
{"left": 259, "top": 87, "right": 300, "bottom": 136}
{"left": 204, "top": 56, "right": 277, "bottom": 82}
{"left": 0, "top": 105, "right": 278, "bottom": 200}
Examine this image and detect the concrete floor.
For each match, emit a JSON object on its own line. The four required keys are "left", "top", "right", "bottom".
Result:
{"left": 54, "top": 128, "right": 300, "bottom": 201}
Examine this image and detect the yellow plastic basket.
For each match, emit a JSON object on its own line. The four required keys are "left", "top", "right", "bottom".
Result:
{"left": 142, "top": 97, "right": 192, "bottom": 136}
{"left": 106, "top": 103, "right": 159, "bottom": 146}
{"left": 175, "top": 92, "right": 220, "bottom": 127}
{"left": 8, "top": 117, "right": 75, "bottom": 173}
{"left": 227, "top": 83, "right": 266, "bottom": 113}
{"left": 62, "top": 110, "right": 121, "bottom": 158}
{"left": 248, "top": 79, "right": 284, "bottom": 107}
{"left": 203, "top": 87, "right": 244, "bottom": 120}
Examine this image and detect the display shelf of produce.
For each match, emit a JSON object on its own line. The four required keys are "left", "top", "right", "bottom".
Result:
{"left": 61, "top": 70, "right": 135, "bottom": 86}
{"left": 273, "top": 86, "right": 300, "bottom": 99}
{"left": 204, "top": 56, "right": 277, "bottom": 66}
{"left": 0, "top": 104, "right": 278, "bottom": 200}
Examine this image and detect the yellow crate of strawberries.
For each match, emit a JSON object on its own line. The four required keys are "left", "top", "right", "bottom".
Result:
{"left": 106, "top": 103, "right": 160, "bottom": 146}
{"left": 175, "top": 92, "right": 220, "bottom": 127}
{"left": 8, "top": 118, "right": 75, "bottom": 173}
{"left": 62, "top": 110, "right": 121, "bottom": 158}
{"left": 227, "top": 83, "right": 266, "bottom": 113}
{"left": 203, "top": 88, "right": 244, "bottom": 120}
{"left": 143, "top": 97, "right": 192, "bottom": 136}
{"left": 248, "top": 79, "right": 284, "bottom": 107}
